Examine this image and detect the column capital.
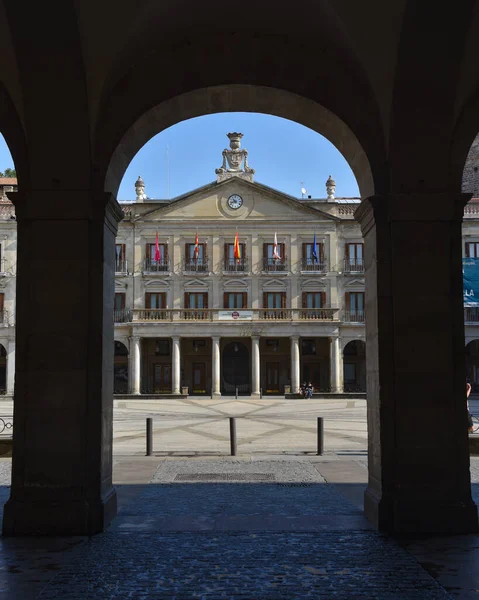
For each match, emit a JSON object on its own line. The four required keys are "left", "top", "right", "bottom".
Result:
{"left": 251, "top": 335, "right": 260, "bottom": 342}
{"left": 290, "top": 335, "right": 300, "bottom": 342}
{"left": 211, "top": 335, "right": 221, "bottom": 342}
{"left": 355, "top": 193, "right": 471, "bottom": 237}
{"left": 171, "top": 335, "right": 181, "bottom": 342}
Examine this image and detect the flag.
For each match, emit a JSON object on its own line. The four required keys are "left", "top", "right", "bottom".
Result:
{"left": 272, "top": 232, "right": 281, "bottom": 260}
{"left": 154, "top": 230, "right": 161, "bottom": 262}
{"left": 193, "top": 231, "right": 199, "bottom": 261}
{"left": 312, "top": 232, "right": 318, "bottom": 262}
{"left": 233, "top": 231, "right": 241, "bottom": 262}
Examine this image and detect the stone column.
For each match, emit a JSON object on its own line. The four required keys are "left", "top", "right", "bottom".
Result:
{"left": 251, "top": 336, "right": 261, "bottom": 398}
{"left": 172, "top": 336, "right": 181, "bottom": 394}
{"left": 3, "top": 191, "right": 122, "bottom": 536}
{"left": 6, "top": 339, "right": 15, "bottom": 395}
{"left": 356, "top": 194, "right": 478, "bottom": 534}
{"left": 329, "top": 336, "right": 342, "bottom": 392}
{"left": 290, "top": 336, "right": 300, "bottom": 394}
{"left": 131, "top": 336, "right": 141, "bottom": 395}
{"left": 212, "top": 336, "right": 221, "bottom": 397}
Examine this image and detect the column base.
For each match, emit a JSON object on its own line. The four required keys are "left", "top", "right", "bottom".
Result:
{"left": 251, "top": 391, "right": 261, "bottom": 399}
{"left": 364, "top": 487, "right": 479, "bottom": 534}
{"left": 2, "top": 486, "right": 117, "bottom": 536}
{"left": 211, "top": 391, "right": 222, "bottom": 398}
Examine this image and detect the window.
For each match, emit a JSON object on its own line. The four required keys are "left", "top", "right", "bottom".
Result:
{"left": 145, "top": 242, "right": 168, "bottom": 271}
{"left": 345, "top": 292, "right": 365, "bottom": 321}
{"left": 345, "top": 243, "right": 364, "bottom": 271}
{"left": 302, "top": 339, "right": 316, "bottom": 356}
{"left": 115, "top": 244, "right": 126, "bottom": 271}
{"left": 224, "top": 292, "right": 247, "bottom": 308}
{"left": 302, "top": 242, "right": 325, "bottom": 269}
{"left": 302, "top": 292, "right": 326, "bottom": 309}
{"left": 263, "top": 243, "right": 286, "bottom": 271}
{"left": 114, "top": 293, "right": 125, "bottom": 310}
{"left": 155, "top": 340, "right": 170, "bottom": 356}
{"left": 186, "top": 243, "right": 206, "bottom": 262}
{"left": 344, "top": 363, "right": 357, "bottom": 385}
{"left": 145, "top": 292, "right": 166, "bottom": 309}
{"left": 466, "top": 242, "right": 479, "bottom": 258}
{"left": 184, "top": 292, "right": 208, "bottom": 309}
{"left": 0, "top": 293, "right": 4, "bottom": 323}
{"left": 224, "top": 242, "right": 246, "bottom": 270}
{"left": 263, "top": 292, "right": 286, "bottom": 308}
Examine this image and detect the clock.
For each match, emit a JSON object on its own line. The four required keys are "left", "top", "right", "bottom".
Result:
{"left": 227, "top": 194, "right": 243, "bottom": 210}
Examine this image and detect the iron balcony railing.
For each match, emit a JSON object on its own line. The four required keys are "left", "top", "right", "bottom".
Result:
{"left": 342, "top": 310, "right": 366, "bottom": 323}
{"left": 465, "top": 307, "right": 479, "bottom": 322}
{"left": 343, "top": 259, "right": 365, "bottom": 273}
{"left": 143, "top": 258, "right": 169, "bottom": 273}
{"left": 300, "top": 259, "right": 328, "bottom": 273}
{"left": 262, "top": 258, "right": 288, "bottom": 272}
{"left": 127, "top": 308, "right": 339, "bottom": 322}
{"left": 115, "top": 259, "right": 128, "bottom": 274}
{"left": 114, "top": 308, "right": 133, "bottom": 323}
{"left": 184, "top": 259, "right": 209, "bottom": 273}
{"left": 223, "top": 258, "right": 248, "bottom": 272}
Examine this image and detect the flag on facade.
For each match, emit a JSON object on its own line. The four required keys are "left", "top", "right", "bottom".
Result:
{"left": 312, "top": 232, "right": 318, "bottom": 262}
{"left": 233, "top": 231, "right": 241, "bottom": 262}
{"left": 193, "top": 231, "right": 200, "bottom": 261}
{"left": 272, "top": 232, "right": 281, "bottom": 260}
{"left": 154, "top": 230, "right": 161, "bottom": 262}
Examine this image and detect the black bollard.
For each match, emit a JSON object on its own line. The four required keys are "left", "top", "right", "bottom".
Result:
{"left": 235, "top": 386, "right": 238, "bottom": 399}
{"left": 146, "top": 417, "right": 153, "bottom": 456}
{"left": 230, "top": 417, "right": 237, "bottom": 456}
{"left": 317, "top": 417, "right": 324, "bottom": 456}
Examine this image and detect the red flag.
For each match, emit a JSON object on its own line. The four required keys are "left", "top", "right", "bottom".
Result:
{"left": 154, "top": 230, "right": 161, "bottom": 262}
{"left": 193, "top": 232, "right": 199, "bottom": 261}
{"left": 233, "top": 231, "right": 241, "bottom": 262}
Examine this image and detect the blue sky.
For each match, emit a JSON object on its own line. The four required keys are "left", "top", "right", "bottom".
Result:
{"left": 0, "top": 113, "right": 360, "bottom": 200}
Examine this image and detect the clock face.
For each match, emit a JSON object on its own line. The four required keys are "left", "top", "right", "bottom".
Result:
{"left": 227, "top": 194, "right": 243, "bottom": 210}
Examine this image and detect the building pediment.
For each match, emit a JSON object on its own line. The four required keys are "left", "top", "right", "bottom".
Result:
{"left": 144, "top": 278, "right": 169, "bottom": 288}
{"left": 262, "top": 278, "right": 287, "bottom": 289}
{"left": 344, "top": 278, "right": 365, "bottom": 287}
{"left": 223, "top": 278, "right": 248, "bottom": 288}
{"left": 301, "top": 278, "right": 327, "bottom": 289}
{"left": 184, "top": 278, "right": 209, "bottom": 289}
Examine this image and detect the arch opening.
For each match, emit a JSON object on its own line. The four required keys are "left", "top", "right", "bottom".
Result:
{"left": 343, "top": 340, "right": 366, "bottom": 393}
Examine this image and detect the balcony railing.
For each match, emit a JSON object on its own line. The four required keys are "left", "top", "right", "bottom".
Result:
{"left": 184, "top": 259, "right": 209, "bottom": 273}
{"left": 300, "top": 259, "right": 327, "bottom": 273}
{"left": 343, "top": 259, "right": 365, "bottom": 273}
{"left": 143, "top": 258, "right": 169, "bottom": 273}
{"left": 465, "top": 307, "right": 479, "bottom": 322}
{"left": 114, "top": 308, "right": 132, "bottom": 323}
{"left": 127, "top": 308, "right": 339, "bottom": 322}
{"left": 262, "top": 258, "right": 288, "bottom": 272}
{"left": 115, "top": 259, "right": 128, "bottom": 274}
{"left": 343, "top": 310, "right": 366, "bottom": 323}
{"left": 223, "top": 258, "right": 248, "bottom": 272}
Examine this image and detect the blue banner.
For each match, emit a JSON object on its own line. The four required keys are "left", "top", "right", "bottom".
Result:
{"left": 463, "top": 257, "right": 479, "bottom": 306}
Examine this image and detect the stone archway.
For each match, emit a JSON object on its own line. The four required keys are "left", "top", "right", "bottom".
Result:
{"left": 343, "top": 340, "right": 366, "bottom": 393}
{"left": 114, "top": 341, "right": 129, "bottom": 394}
{"left": 222, "top": 341, "right": 250, "bottom": 396}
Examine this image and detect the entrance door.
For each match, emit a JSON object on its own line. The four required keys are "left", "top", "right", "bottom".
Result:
{"left": 192, "top": 362, "right": 207, "bottom": 394}
{"left": 303, "top": 362, "right": 321, "bottom": 390}
{"left": 266, "top": 362, "right": 280, "bottom": 394}
{"left": 154, "top": 364, "right": 171, "bottom": 392}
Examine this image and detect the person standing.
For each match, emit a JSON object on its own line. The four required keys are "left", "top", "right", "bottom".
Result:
{"left": 467, "top": 380, "right": 474, "bottom": 434}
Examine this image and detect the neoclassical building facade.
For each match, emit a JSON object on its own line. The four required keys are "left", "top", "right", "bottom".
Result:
{"left": 2, "top": 133, "right": 479, "bottom": 397}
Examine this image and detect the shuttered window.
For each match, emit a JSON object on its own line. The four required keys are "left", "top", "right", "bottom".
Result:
{"left": 466, "top": 242, "right": 479, "bottom": 257}
{"left": 224, "top": 292, "right": 247, "bottom": 308}
{"left": 145, "top": 292, "right": 166, "bottom": 309}
{"left": 263, "top": 292, "right": 286, "bottom": 308}
{"left": 302, "top": 292, "right": 326, "bottom": 308}
{"left": 184, "top": 292, "right": 208, "bottom": 309}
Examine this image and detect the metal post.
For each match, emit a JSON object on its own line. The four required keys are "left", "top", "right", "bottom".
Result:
{"left": 260, "top": 387, "right": 262, "bottom": 399}
{"left": 229, "top": 417, "right": 237, "bottom": 456}
{"left": 317, "top": 417, "right": 324, "bottom": 455}
{"left": 146, "top": 417, "right": 153, "bottom": 456}
{"left": 235, "top": 386, "right": 238, "bottom": 399}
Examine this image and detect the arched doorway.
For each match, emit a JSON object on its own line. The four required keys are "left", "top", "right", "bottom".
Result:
{"left": 114, "top": 341, "right": 129, "bottom": 394}
{"left": 343, "top": 340, "right": 366, "bottom": 393}
{"left": 466, "top": 340, "right": 479, "bottom": 392}
{"left": 222, "top": 341, "right": 250, "bottom": 395}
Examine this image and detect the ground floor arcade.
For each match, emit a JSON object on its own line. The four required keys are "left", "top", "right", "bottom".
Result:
{"left": 113, "top": 335, "right": 366, "bottom": 396}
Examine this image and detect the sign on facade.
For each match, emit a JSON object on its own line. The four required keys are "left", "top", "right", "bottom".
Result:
{"left": 463, "top": 258, "right": 479, "bottom": 305}
{"left": 218, "top": 310, "right": 253, "bottom": 321}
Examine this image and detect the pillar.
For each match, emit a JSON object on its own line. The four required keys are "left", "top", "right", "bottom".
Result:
{"left": 329, "top": 336, "right": 342, "bottom": 392}
{"left": 3, "top": 191, "right": 122, "bottom": 536}
{"left": 211, "top": 336, "right": 221, "bottom": 397}
{"left": 172, "top": 336, "right": 181, "bottom": 394}
{"left": 291, "top": 336, "right": 300, "bottom": 394}
{"left": 356, "top": 194, "right": 478, "bottom": 534}
{"left": 251, "top": 336, "right": 260, "bottom": 397}
{"left": 6, "top": 339, "right": 15, "bottom": 395}
{"left": 131, "top": 336, "right": 141, "bottom": 395}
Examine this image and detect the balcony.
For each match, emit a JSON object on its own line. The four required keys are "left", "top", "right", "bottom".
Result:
{"left": 184, "top": 259, "right": 209, "bottom": 273}
{"left": 300, "top": 259, "right": 327, "bottom": 273}
{"left": 114, "top": 308, "right": 132, "bottom": 323}
{"left": 115, "top": 259, "right": 128, "bottom": 274}
{"left": 343, "top": 310, "right": 365, "bottom": 323}
{"left": 465, "top": 307, "right": 479, "bottom": 322}
{"left": 127, "top": 308, "right": 339, "bottom": 322}
{"left": 262, "top": 258, "right": 288, "bottom": 273}
{"left": 143, "top": 258, "right": 169, "bottom": 273}
{"left": 223, "top": 258, "right": 248, "bottom": 273}
{"left": 343, "top": 259, "right": 365, "bottom": 273}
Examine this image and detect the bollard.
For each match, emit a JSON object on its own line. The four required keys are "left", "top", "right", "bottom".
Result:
{"left": 146, "top": 417, "right": 153, "bottom": 456}
{"left": 317, "top": 417, "right": 324, "bottom": 455}
{"left": 229, "top": 417, "right": 237, "bottom": 456}
{"left": 235, "top": 386, "right": 238, "bottom": 399}
{"left": 260, "top": 387, "right": 262, "bottom": 399}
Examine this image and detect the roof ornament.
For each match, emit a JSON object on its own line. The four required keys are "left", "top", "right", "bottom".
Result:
{"left": 326, "top": 175, "right": 336, "bottom": 202}
{"left": 135, "top": 175, "right": 147, "bottom": 202}
{"left": 216, "top": 133, "right": 255, "bottom": 182}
